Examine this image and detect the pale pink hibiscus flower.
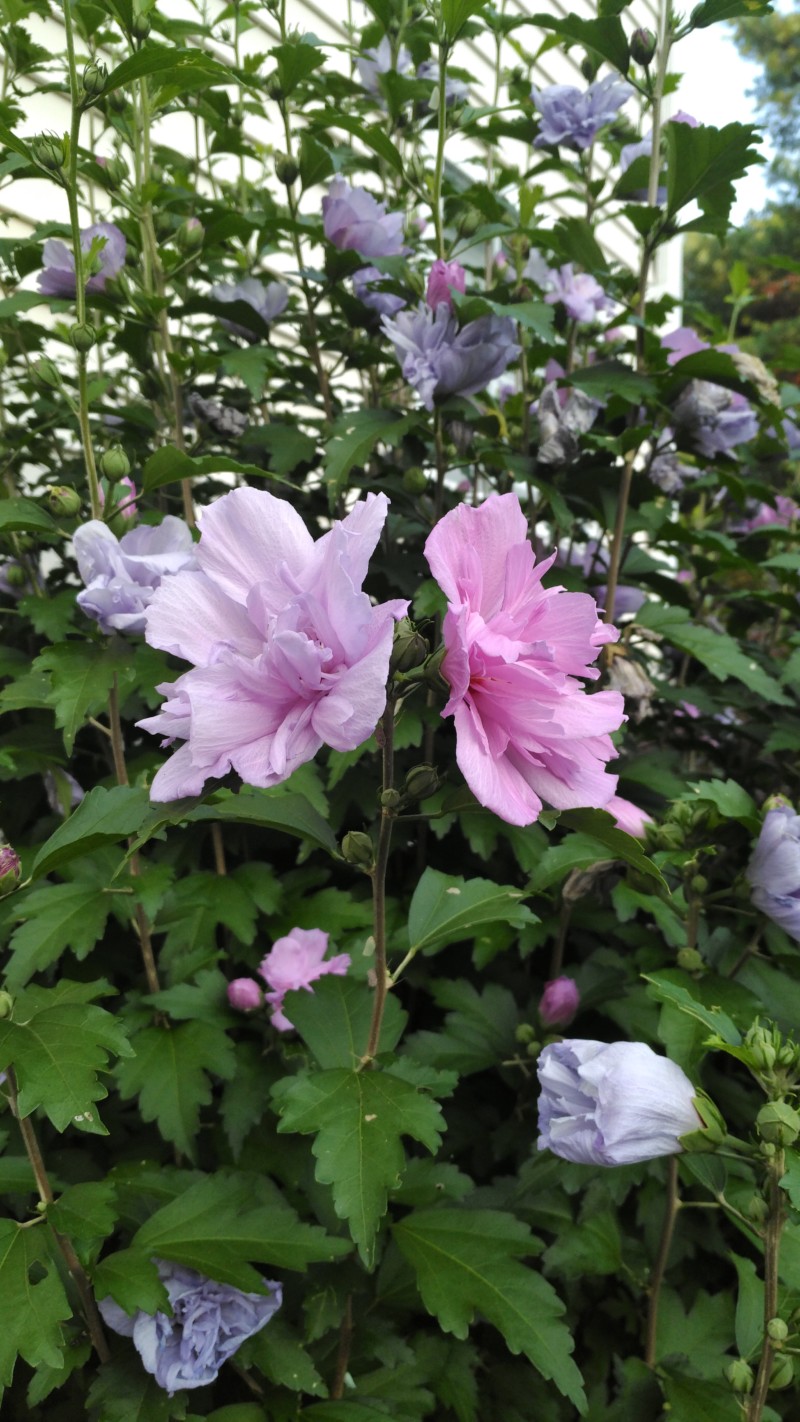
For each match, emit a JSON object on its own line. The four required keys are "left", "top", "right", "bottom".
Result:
{"left": 259, "top": 928, "right": 350, "bottom": 1031}
{"left": 424, "top": 493, "right": 625, "bottom": 827}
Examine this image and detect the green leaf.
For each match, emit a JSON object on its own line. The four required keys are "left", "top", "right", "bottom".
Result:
{"left": 247, "top": 1316, "right": 327, "bottom": 1396}
{"left": 243, "top": 423, "right": 317, "bottom": 476}
{"left": 284, "top": 974, "right": 406, "bottom": 1069}
{"left": 0, "top": 1221, "right": 71, "bottom": 1400}
{"left": 48, "top": 1181, "right": 117, "bottom": 1243}
{"left": 33, "top": 641, "right": 136, "bottom": 754}
{"left": 661, "top": 1373, "right": 742, "bottom": 1422}
{"left": 530, "top": 13, "right": 629, "bottom": 73}
{"left": 407, "top": 868, "right": 535, "bottom": 957}
{"left": 0, "top": 998, "right": 133, "bottom": 1134}
{"left": 311, "top": 116, "right": 403, "bottom": 176}
{"left": 560, "top": 808, "right": 668, "bottom": 885}
{"left": 130, "top": 789, "right": 339, "bottom": 860}
{"left": 731, "top": 1252, "right": 763, "bottom": 1360}
{"left": 6, "top": 882, "right": 111, "bottom": 989}
{"left": 635, "top": 603, "right": 791, "bottom": 705}
{"left": 299, "top": 132, "right": 334, "bottom": 190}
{"left": 687, "top": 778, "right": 759, "bottom": 827}
{"left": 271, "top": 38, "right": 325, "bottom": 95}
{"left": 665, "top": 122, "right": 762, "bottom": 235}
{"left": 92, "top": 1248, "right": 169, "bottom": 1316}
{"left": 323, "top": 410, "right": 421, "bottom": 495}
{"left": 442, "top": 0, "right": 487, "bottom": 36}
{"left": 543, "top": 1210, "right": 621, "bottom": 1278}
{"left": 689, "top": 0, "right": 772, "bottom": 27}
{"left": 141, "top": 446, "right": 294, "bottom": 492}
{"left": 116, "top": 1021, "right": 237, "bottom": 1159}
{"left": 405, "top": 980, "right": 518, "bottom": 1076}
{"left": 87, "top": 1354, "right": 188, "bottom": 1422}
{"left": 0, "top": 495, "right": 58, "bottom": 534}
{"left": 274, "top": 1067, "right": 445, "bottom": 1266}
{"left": 32, "top": 785, "right": 150, "bottom": 878}
{"left": 104, "top": 43, "right": 232, "bottom": 96}
{"left": 642, "top": 970, "right": 742, "bottom": 1046}
{"left": 0, "top": 291, "right": 47, "bottom": 317}
{"left": 393, "top": 1208, "right": 586, "bottom": 1412}
{"left": 130, "top": 1172, "right": 350, "bottom": 1287}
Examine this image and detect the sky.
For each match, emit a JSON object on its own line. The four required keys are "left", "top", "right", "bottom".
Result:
{"left": 677, "top": 22, "right": 773, "bottom": 224}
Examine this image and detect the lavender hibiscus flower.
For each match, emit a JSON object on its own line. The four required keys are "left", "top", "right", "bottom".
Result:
{"left": 38, "top": 222, "right": 126, "bottom": 298}
{"left": 356, "top": 35, "right": 411, "bottom": 93}
{"left": 322, "top": 178, "right": 406, "bottom": 258}
{"left": 380, "top": 303, "right": 519, "bottom": 410}
{"left": 746, "top": 803, "right": 800, "bottom": 943}
{"left": 74, "top": 518, "right": 197, "bottom": 635}
{"left": 532, "top": 75, "right": 632, "bottom": 151}
{"left": 210, "top": 277, "right": 289, "bottom": 339}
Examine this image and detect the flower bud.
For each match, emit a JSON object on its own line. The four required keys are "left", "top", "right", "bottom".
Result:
{"left": 769, "top": 1354, "right": 794, "bottom": 1390}
{"left": 525, "top": 1040, "right": 541, "bottom": 1059}
{"left": 70, "top": 322, "right": 96, "bottom": 353}
{"left": 630, "top": 27, "right": 657, "bottom": 65}
{"left": 32, "top": 133, "right": 67, "bottom": 172}
{"left": 274, "top": 152, "right": 299, "bottom": 186}
{"left": 404, "top": 764, "right": 440, "bottom": 803}
{"left": 725, "top": 1359, "right": 754, "bottom": 1394}
{"left": 746, "top": 1023, "right": 778, "bottom": 1072}
{"left": 227, "top": 977, "right": 263, "bottom": 1013}
{"left": 100, "top": 444, "right": 131, "bottom": 481}
{"left": 691, "top": 1090, "right": 728, "bottom": 1144}
{"left": 0, "top": 990, "right": 13, "bottom": 1019}
{"left": 176, "top": 217, "right": 204, "bottom": 253}
{"left": 580, "top": 55, "right": 598, "bottom": 82}
{"left": 676, "top": 947, "right": 704, "bottom": 973}
{"left": 746, "top": 1192, "right": 769, "bottom": 1223}
{"left": 778, "top": 1041, "right": 799, "bottom": 1068}
{"left": 4, "top": 563, "right": 27, "bottom": 589}
{"left": 0, "top": 845, "right": 21, "bottom": 896}
{"left": 46, "top": 485, "right": 82, "bottom": 517}
{"left": 379, "top": 788, "right": 402, "bottom": 810}
{"left": 266, "top": 74, "right": 284, "bottom": 101}
{"left": 82, "top": 60, "right": 107, "bottom": 97}
{"left": 757, "top": 1100, "right": 800, "bottom": 1147}
{"left": 767, "top": 1317, "right": 789, "bottom": 1344}
{"left": 131, "top": 8, "right": 151, "bottom": 39}
{"left": 402, "top": 468, "right": 428, "bottom": 495}
{"left": 108, "top": 88, "right": 128, "bottom": 113}
{"left": 515, "top": 1023, "right": 536, "bottom": 1045}
{"left": 538, "top": 977, "right": 580, "bottom": 1028}
{"left": 341, "top": 831, "right": 375, "bottom": 869}
{"left": 390, "top": 618, "right": 428, "bottom": 674}
{"left": 690, "top": 874, "right": 708, "bottom": 894}
{"left": 764, "top": 793, "right": 793, "bottom": 813}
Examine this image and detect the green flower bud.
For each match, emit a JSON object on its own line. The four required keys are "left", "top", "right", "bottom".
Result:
{"left": 176, "top": 217, "right": 204, "bottom": 252}
{"left": 390, "top": 618, "right": 429, "bottom": 675}
{"left": 70, "top": 322, "right": 96, "bottom": 353}
{"left": 747, "top": 1024, "right": 778, "bottom": 1072}
{"left": 757, "top": 1100, "right": 800, "bottom": 1147}
{"left": 402, "top": 467, "right": 428, "bottom": 495}
{"left": 778, "top": 1041, "right": 799, "bottom": 1068}
{"left": 104, "top": 154, "right": 129, "bottom": 187}
{"left": 746, "top": 1192, "right": 769, "bottom": 1223}
{"left": 46, "top": 485, "right": 82, "bottom": 517}
{"left": 656, "top": 823, "right": 684, "bottom": 850}
{"left": 100, "top": 443, "right": 131, "bottom": 482}
{"left": 690, "top": 874, "right": 708, "bottom": 894}
{"left": 725, "top": 1359, "right": 754, "bottom": 1394}
{"left": 515, "top": 1023, "right": 536, "bottom": 1045}
{"left": 82, "top": 60, "right": 107, "bottom": 97}
{"left": 108, "top": 87, "right": 128, "bottom": 113}
{"left": 274, "top": 152, "right": 299, "bottom": 186}
{"left": 0, "top": 844, "right": 21, "bottom": 896}
{"left": 341, "top": 831, "right": 375, "bottom": 869}
{"left": 33, "top": 357, "right": 61, "bottom": 390}
{"left": 131, "top": 9, "right": 151, "bottom": 39}
{"left": 767, "top": 1317, "right": 789, "bottom": 1344}
{"left": 691, "top": 1091, "right": 727, "bottom": 1144}
{"left": 4, "top": 563, "right": 27, "bottom": 589}
{"left": 630, "top": 27, "right": 657, "bottom": 65}
{"left": 32, "top": 132, "right": 67, "bottom": 172}
{"left": 580, "top": 55, "right": 598, "bottom": 82}
{"left": 458, "top": 210, "right": 481, "bottom": 237}
{"left": 525, "top": 1040, "right": 541, "bottom": 1059}
{"left": 677, "top": 947, "right": 704, "bottom": 973}
{"left": 764, "top": 794, "right": 793, "bottom": 813}
{"left": 404, "top": 764, "right": 440, "bottom": 803}
{"left": 0, "top": 989, "right": 13, "bottom": 1019}
{"left": 379, "top": 788, "right": 402, "bottom": 810}
{"left": 769, "top": 1354, "right": 794, "bottom": 1390}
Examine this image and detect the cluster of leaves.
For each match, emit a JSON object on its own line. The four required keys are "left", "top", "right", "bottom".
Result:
{"left": 0, "top": 0, "right": 798, "bottom": 1418}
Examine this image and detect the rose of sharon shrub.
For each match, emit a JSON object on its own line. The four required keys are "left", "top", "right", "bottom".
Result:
{"left": 537, "top": 1040, "right": 701, "bottom": 1165}
{"left": 139, "top": 489, "right": 407, "bottom": 800}
{"left": 424, "top": 492, "right": 625, "bottom": 826}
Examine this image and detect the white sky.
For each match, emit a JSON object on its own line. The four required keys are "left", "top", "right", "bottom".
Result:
{"left": 677, "top": 23, "right": 774, "bottom": 223}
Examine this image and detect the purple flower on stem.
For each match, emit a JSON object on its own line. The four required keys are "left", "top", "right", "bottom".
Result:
{"left": 417, "top": 58, "right": 470, "bottom": 105}
{"left": 210, "top": 277, "right": 289, "bottom": 340}
{"left": 381, "top": 303, "right": 519, "bottom": 411}
{"left": 0, "top": 845, "right": 21, "bottom": 895}
{"left": 537, "top": 1039, "right": 701, "bottom": 1165}
{"left": 426, "top": 259, "right": 466, "bottom": 311}
{"left": 227, "top": 977, "right": 264, "bottom": 1013}
{"left": 356, "top": 36, "right": 411, "bottom": 94}
{"left": 543, "top": 264, "right": 613, "bottom": 322}
{"left": 539, "top": 977, "right": 580, "bottom": 1028}
{"left": 138, "top": 489, "right": 407, "bottom": 802}
{"left": 99, "top": 1260, "right": 281, "bottom": 1395}
{"left": 424, "top": 493, "right": 624, "bottom": 827}
{"left": 38, "top": 222, "right": 126, "bottom": 297}
{"left": 746, "top": 803, "right": 800, "bottom": 943}
{"left": 673, "top": 382, "right": 758, "bottom": 459}
{"left": 322, "top": 178, "right": 406, "bottom": 258}
{"left": 738, "top": 495, "right": 798, "bottom": 532}
{"left": 352, "top": 265, "right": 406, "bottom": 317}
{"left": 74, "top": 517, "right": 197, "bottom": 635}
{"left": 259, "top": 927, "right": 350, "bottom": 1031}
{"left": 532, "top": 75, "right": 632, "bottom": 151}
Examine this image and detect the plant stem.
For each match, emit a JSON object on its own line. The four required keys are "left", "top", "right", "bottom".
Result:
{"left": 108, "top": 674, "right": 162, "bottom": 996}
{"left": 432, "top": 36, "right": 449, "bottom": 260}
{"left": 330, "top": 1294, "right": 353, "bottom": 1399}
{"left": 748, "top": 1152, "right": 785, "bottom": 1422}
{"left": 644, "top": 1155, "right": 680, "bottom": 1367}
{"left": 363, "top": 697, "right": 396, "bottom": 1063}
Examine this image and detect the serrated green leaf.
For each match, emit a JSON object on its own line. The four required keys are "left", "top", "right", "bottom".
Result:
{"left": 246, "top": 1316, "right": 328, "bottom": 1396}
{"left": 405, "top": 980, "right": 518, "bottom": 1076}
{"left": 323, "top": 410, "right": 421, "bottom": 496}
{"left": 0, "top": 1000, "right": 133, "bottom": 1134}
{"left": 635, "top": 603, "right": 790, "bottom": 705}
{"left": 687, "top": 778, "right": 759, "bottom": 826}
{"left": 0, "top": 495, "right": 58, "bottom": 534}
{"left": 560, "top": 808, "right": 668, "bottom": 886}
{"left": 665, "top": 121, "right": 762, "bottom": 235}
{"left": 116, "top": 1020, "right": 236, "bottom": 1159}
{"left": 730, "top": 1252, "right": 763, "bottom": 1360}
{"left": 87, "top": 1353, "right": 188, "bottom": 1422}
{"left": 643, "top": 971, "right": 742, "bottom": 1045}
{"left": 141, "top": 445, "right": 294, "bottom": 493}
{"left": 104, "top": 43, "right": 232, "bottom": 96}
{"left": 91, "top": 1248, "right": 168, "bottom": 1315}
{"left": 6, "top": 882, "right": 111, "bottom": 989}
{"left": 407, "top": 868, "right": 535, "bottom": 957}
{"left": 129, "top": 789, "right": 338, "bottom": 860}
{"left": 442, "top": 0, "right": 487, "bottom": 37}
{"left": 284, "top": 974, "right": 406, "bottom": 1069}
{"left": 274, "top": 1067, "right": 445, "bottom": 1266}
{"left": 393, "top": 1208, "right": 586, "bottom": 1412}
{"left": 32, "top": 785, "right": 150, "bottom": 879}
{"left": 0, "top": 1221, "right": 71, "bottom": 1399}
{"left": 661, "top": 1372, "right": 742, "bottom": 1422}
{"left": 530, "top": 12, "right": 629, "bottom": 72}
{"left": 34, "top": 640, "right": 137, "bottom": 754}
{"left": 49, "top": 1181, "right": 117, "bottom": 1242}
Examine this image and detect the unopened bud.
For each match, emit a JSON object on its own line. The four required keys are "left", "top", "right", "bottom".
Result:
{"left": 32, "top": 133, "right": 67, "bottom": 172}
{"left": 100, "top": 443, "right": 131, "bottom": 481}
{"left": 0, "top": 990, "right": 12, "bottom": 1019}
{"left": 108, "top": 88, "right": 128, "bottom": 113}
{"left": 539, "top": 976, "right": 580, "bottom": 1028}
{"left": 0, "top": 845, "right": 21, "bottom": 896}
{"left": 746, "top": 1192, "right": 769, "bottom": 1223}
{"left": 778, "top": 1041, "right": 799, "bottom": 1067}
{"left": 82, "top": 61, "right": 107, "bottom": 97}
{"left": 70, "top": 322, "right": 96, "bottom": 353}
{"left": 630, "top": 26, "right": 657, "bottom": 65}
{"left": 4, "top": 564, "right": 27, "bottom": 589}
{"left": 46, "top": 485, "right": 81, "bottom": 517}
{"left": 677, "top": 947, "right": 704, "bottom": 972}
{"left": 769, "top": 1354, "right": 794, "bottom": 1390}
{"left": 227, "top": 977, "right": 263, "bottom": 1013}
{"left": 515, "top": 1023, "right": 536, "bottom": 1045}
{"left": 757, "top": 1100, "right": 800, "bottom": 1147}
{"left": 690, "top": 874, "right": 708, "bottom": 894}
{"left": 390, "top": 618, "right": 429, "bottom": 675}
{"left": 103, "top": 154, "right": 129, "bottom": 188}
{"left": 691, "top": 1091, "right": 727, "bottom": 1144}
{"left": 767, "top": 1317, "right": 789, "bottom": 1344}
{"left": 580, "top": 56, "right": 598, "bottom": 82}
{"left": 131, "top": 9, "right": 151, "bottom": 38}
{"left": 274, "top": 152, "right": 299, "bottom": 186}
{"left": 379, "top": 788, "right": 402, "bottom": 809}
{"left": 747, "top": 1024, "right": 778, "bottom": 1071}
{"left": 341, "top": 831, "right": 375, "bottom": 869}
{"left": 525, "top": 1040, "right": 541, "bottom": 1059}
{"left": 176, "top": 217, "right": 204, "bottom": 253}
{"left": 402, "top": 467, "right": 428, "bottom": 495}
{"left": 764, "top": 794, "right": 793, "bottom": 813}
{"left": 404, "top": 764, "right": 440, "bottom": 803}
{"left": 725, "top": 1359, "right": 754, "bottom": 1394}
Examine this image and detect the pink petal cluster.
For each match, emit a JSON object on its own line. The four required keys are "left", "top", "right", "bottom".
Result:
{"left": 426, "top": 259, "right": 466, "bottom": 311}
{"left": 259, "top": 927, "right": 350, "bottom": 1031}
{"left": 424, "top": 493, "right": 625, "bottom": 827}
{"left": 139, "top": 489, "right": 407, "bottom": 802}
{"left": 607, "top": 794, "right": 653, "bottom": 838}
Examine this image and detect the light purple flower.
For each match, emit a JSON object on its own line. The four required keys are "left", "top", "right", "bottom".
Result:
{"left": 739, "top": 495, "right": 798, "bottom": 532}
{"left": 539, "top": 977, "right": 580, "bottom": 1028}
{"left": 210, "top": 277, "right": 289, "bottom": 340}
{"left": 532, "top": 75, "right": 632, "bottom": 151}
{"left": 322, "top": 178, "right": 406, "bottom": 259}
{"left": 426, "top": 259, "right": 466, "bottom": 311}
{"left": 417, "top": 58, "right": 470, "bottom": 105}
{"left": 543, "top": 264, "right": 612, "bottom": 323}
{"left": 138, "top": 489, "right": 407, "bottom": 802}
{"left": 38, "top": 222, "right": 126, "bottom": 298}
{"left": 535, "top": 382, "right": 601, "bottom": 465}
{"left": 537, "top": 1039, "right": 700, "bottom": 1165}
{"left": 671, "top": 109, "right": 698, "bottom": 127}
{"left": 746, "top": 804, "right": 800, "bottom": 942}
{"left": 99, "top": 475, "right": 138, "bottom": 523}
{"left": 99, "top": 1260, "right": 281, "bottom": 1395}
{"left": 259, "top": 926, "right": 350, "bottom": 1031}
{"left": 74, "top": 517, "right": 197, "bottom": 635}
{"left": 381, "top": 303, "right": 519, "bottom": 411}
{"left": 227, "top": 977, "right": 264, "bottom": 1012}
{"left": 352, "top": 265, "right": 406, "bottom": 317}
{"left": 0, "top": 844, "right": 21, "bottom": 893}
{"left": 663, "top": 326, "right": 737, "bottom": 366}
{"left": 356, "top": 35, "right": 411, "bottom": 94}
{"left": 673, "top": 381, "right": 758, "bottom": 458}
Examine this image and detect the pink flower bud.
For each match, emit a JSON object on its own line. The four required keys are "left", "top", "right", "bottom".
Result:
{"left": 539, "top": 976, "right": 581, "bottom": 1028}
{"left": 227, "top": 977, "right": 264, "bottom": 1013}
{"left": 0, "top": 844, "right": 21, "bottom": 897}
{"left": 426, "top": 258, "right": 467, "bottom": 311}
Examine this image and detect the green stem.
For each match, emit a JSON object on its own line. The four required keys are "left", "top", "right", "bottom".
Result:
{"left": 644, "top": 1156, "right": 680, "bottom": 1367}
{"left": 108, "top": 675, "right": 162, "bottom": 997}
{"left": 748, "top": 1152, "right": 785, "bottom": 1421}
{"left": 432, "top": 36, "right": 449, "bottom": 260}
{"left": 363, "top": 697, "right": 396, "bottom": 1063}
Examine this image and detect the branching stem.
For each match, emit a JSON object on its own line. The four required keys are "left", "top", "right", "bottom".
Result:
{"left": 644, "top": 1155, "right": 679, "bottom": 1367}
